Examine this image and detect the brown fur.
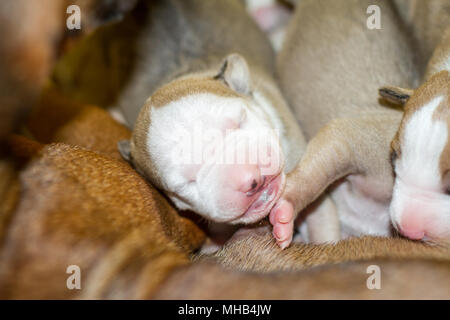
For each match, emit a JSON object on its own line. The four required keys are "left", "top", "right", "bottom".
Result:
{"left": 0, "top": 160, "right": 20, "bottom": 248}
{"left": 1, "top": 90, "right": 205, "bottom": 298}
{"left": 5, "top": 135, "right": 44, "bottom": 165}
{"left": 26, "top": 88, "right": 131, "bottom": 162}
{"left": 3, "top": 166, "right": 448, "bottom": 299}
{"left": 1, "top": 137, "right": 449, "bottom": 298}
{"left": 0, "top": 143, "right": 205, "bottom": 299}
{"left": 52, "top": 106, "right": 131, "bottom": 162}
{"left": 26, "top": 87, "right": 98, "bottom": 143}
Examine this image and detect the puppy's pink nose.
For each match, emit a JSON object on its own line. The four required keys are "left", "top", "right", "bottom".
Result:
{"left": 398, "top": 209, "right": 427, "bottom": 240}
{"left": 227, "top": 164, "right": 262, "bottom": 195}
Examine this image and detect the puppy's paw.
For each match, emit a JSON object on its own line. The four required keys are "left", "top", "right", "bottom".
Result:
{"left": 269, "top": 199, "right": 294, "bottom": 249}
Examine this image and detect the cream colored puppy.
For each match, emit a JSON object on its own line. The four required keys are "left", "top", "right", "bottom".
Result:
{"left": 121, "top": 55, "right": 303, "bottom": 225}
{"left": 116, "top": 0, "right": 340, "bottom": 242}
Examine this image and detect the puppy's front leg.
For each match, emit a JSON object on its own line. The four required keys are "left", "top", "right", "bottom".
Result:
{"left": 270, "top": 119, "right": 355, "bottom": 248}
{"left": 270, "top": 115, "right": 400, "bottom": 248}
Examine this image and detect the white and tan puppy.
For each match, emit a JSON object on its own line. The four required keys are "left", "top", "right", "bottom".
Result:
{"left": 379, "top": 27, "right": 450, "bottom": 243}
{"left": 117, "top": 0, "right": 308, "bottom": 229}
{"left": 273, "top": 0, "right": 420, "bottom": 248}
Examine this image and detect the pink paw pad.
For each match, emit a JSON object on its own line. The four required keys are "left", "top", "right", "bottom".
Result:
{"left": 269, "top": 199, "right": 294, "bottom": 249}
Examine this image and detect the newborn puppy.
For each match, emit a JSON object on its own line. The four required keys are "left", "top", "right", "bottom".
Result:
{"left": 118, "top": 0, "right": 307, "bottom": 228}
{"left": 379, "top": 28, "right": 450, "bottom": 243}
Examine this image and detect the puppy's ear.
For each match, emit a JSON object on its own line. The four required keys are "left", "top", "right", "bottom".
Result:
{"left": 118, "top": 140, "right": 132, "bottom": 162}
{"left": 379, "top": 86, "right": 415, "bottom": 106}
{"left": 214, "top": 53, "right": 251, "bottom": 95}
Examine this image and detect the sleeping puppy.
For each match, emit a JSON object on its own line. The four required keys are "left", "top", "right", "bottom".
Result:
{"left": 117, "top": 0, "right": 329, "bottom": 242}
{"left": 379, "top": 27, "right": 450, "bottom": 244}
{"left": 120, "top": 54, "right": 302, "bottom": 225}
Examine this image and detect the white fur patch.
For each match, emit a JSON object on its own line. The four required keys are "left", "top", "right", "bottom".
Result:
{"left": 146, "top": 92, "right": 285, "bottom": 221}
{"left": 395, "top": 96, "right": 446, "bottom": 189}
{"left": 332, "top": 179, "right": 392, "bottom": 237}
{"left": 148, "top": 93, "right": 247, "bottom": 189}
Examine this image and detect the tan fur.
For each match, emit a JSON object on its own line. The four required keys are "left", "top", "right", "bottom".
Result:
{"left": 156, "top": 231, "right": 450, "bottom": 299}
{"left": 150, "top": 78, "right": 240, "bottom": 108}
{"left": 387, "top": 19, "right": 450, "bottom": 185}
{"left": 204, "top": 230, "right": 450, "bottom": 272}
{"left": 426, "top": 28, "right": 450, "bottom": 79}
{"left": 276, "top": 0, "right": 417, "bottom": 238}
{"left": 394, "top": 0, "right": 450, "bottom": 71}
{"left": 130, "top": 98, "right": 155, "bottom": 178}
{"left": 155, "top": 258, "right": 450, "bottom": 299}
{"left": 278, "top": 0, "right": 416, "bottom": 138}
